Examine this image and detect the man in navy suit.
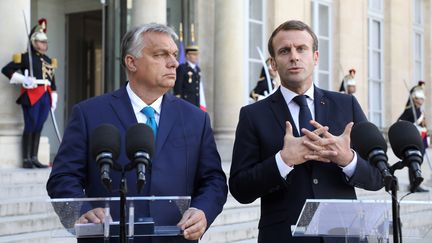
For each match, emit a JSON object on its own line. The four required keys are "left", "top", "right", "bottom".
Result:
{"left": 47, "top": 23, "right": 227, "bottom": 242}
{"left": 229, "top": 20, "right": 383, "bottom": 243}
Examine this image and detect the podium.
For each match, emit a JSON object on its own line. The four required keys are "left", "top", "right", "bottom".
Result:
{"left": 41, "top": 196, "right": 190, "bottom": 240}
{"left": 291, "top": 199, "right": 432, "bottom": 241}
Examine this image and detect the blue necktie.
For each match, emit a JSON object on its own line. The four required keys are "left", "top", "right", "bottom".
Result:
{"left": 293, "top": 95, "right": 314, "bottom": 136}
{"left": 141, "top": 106, "right": 157, "bottom": 139}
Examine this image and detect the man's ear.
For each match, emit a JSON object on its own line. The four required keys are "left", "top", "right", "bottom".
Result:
{"left": 270, "top": 57, "right": 277, "bottom": 71}
{"left": 124, "top": 54, "right": 137, "bottom": 72}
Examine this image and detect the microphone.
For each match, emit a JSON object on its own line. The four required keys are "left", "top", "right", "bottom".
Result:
{"left": 90, "top": 124, "right": 121, "bottom": 192}
{"left": 351, "top": 121, "right": 394, "bottom": 191}
{"left": 126, "top": 124, "right": 155, "bottom": 193}
{"left": 388, "top": 120, "right": 424, "bottom": 193}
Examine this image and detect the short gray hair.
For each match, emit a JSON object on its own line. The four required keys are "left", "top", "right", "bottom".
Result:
{"left": 121, "top": 23, "right": 178, "bottom": 67}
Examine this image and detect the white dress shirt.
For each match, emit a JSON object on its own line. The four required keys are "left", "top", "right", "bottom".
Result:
{"left": 126, "top": 83, "right": 162, "bottom": 125}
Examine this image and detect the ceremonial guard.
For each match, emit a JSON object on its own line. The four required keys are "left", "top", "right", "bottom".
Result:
{"left": 1, "top": 18, "right": 58, "bottom": 168}
{"left": 250, "top": 58, "right": 280, "bottom": 101}
{"left": 398, "top": 81, "right": 429, "bottom": 192}
{"left": 174, "top": 45, "right": 201, "bottom": 107}
{"left": 339, "top": 68, "right": 356, "bottom": 94}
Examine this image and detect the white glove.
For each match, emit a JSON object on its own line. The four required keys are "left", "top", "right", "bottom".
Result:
{"left": 22, "top": 77, "right": 37, "bottom": 89}
{"left": 10, "top": 71, "right": 37, "bottom": 89}
{"left": 22, "top": 69, "right": 37, "bottom": 89}
{"left": 51, "top": 92, "right": 58, "bottom": 111}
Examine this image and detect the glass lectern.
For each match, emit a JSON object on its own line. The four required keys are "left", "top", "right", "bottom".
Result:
{"left": 47, "top": 196, "right": 190, "bottom": 239}
{"left": 291, "top": 199, "right": 432, "bottom": 242}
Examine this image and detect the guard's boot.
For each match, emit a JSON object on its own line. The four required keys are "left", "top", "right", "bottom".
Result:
{"left": 22, "top": 133, "right": 33, "bottom": 168}
{"left": 30, "top": 132, "right": 48, "bottom": 168}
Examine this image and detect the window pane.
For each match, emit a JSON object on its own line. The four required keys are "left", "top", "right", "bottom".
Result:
{"left": 250, "top": 0, "right": 262, "bottom": 20}
{"left": 369, "top": 0, "right": 382, "bottom": 11}
{"left": 371, "top": 51, "right": 381, "bottom": 80}
{"left": 249, "top": 62, "right": 263, "bottom": 91}
{"left": 318, "top": 72, "right": 329, "bottom": 90}
{"left": 249, "top": 22, "right": 263, "bottom": 59}
{"left": 371, "top": 112, "right": 382, "bottom": 127}
{"left": 319, "top": 39, "right": 329, "bottom": 70}
{"left": 414, "top": 33, "right": 421, "bottom": 59}
{"left": 318, "top": 4, "right": 329, "bottom": 37}
{"left": 414, "top": 61, "right": 422, "bottom": 81}
{"left": 372, "top": 20, "right": 381, "bottom": 49}
{"left": 414, "top": 0, "right": 422, "bottom": 25}
{"left": 370, "top": 81, "right": 382, "bottom": 109}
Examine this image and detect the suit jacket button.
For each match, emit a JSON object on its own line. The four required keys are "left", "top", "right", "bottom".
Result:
{"left": 313, "top": 178, "right": 319, "bottom": 184}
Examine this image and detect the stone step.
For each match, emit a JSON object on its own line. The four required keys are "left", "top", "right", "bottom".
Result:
{"left": 201, "top": 220, "right": 258, "bottom": 243}
{"left": 0, "top": 212, "right": 63, "bottom": 236}
{"left": 212, "top": 204, "right": 260, "bottom": 227}
{"left": 0, "top": 184, "right": 48, "bottom": 200}
{"left": 230, "top": 239, "right": 258, "bottom": 243}
{"left": 0, "top": 230, "right": 75, "bottom": 243}
{"left": 0, "top": 197, "right": 51, "bottom": 217}
{"left": 224, "top": 192, "right": 260, "bottom": 209}
{"left": 0, "top": 168, "right": 51, "bottom": 186}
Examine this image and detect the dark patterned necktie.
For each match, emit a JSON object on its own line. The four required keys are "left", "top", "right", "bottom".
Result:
{"left": 292, "top": 95, "right": 314, "bottom": 136}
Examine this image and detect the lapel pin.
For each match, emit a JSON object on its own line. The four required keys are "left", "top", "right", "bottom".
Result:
{"left": 320, "top": 101, "right": 325, "bottom": 105}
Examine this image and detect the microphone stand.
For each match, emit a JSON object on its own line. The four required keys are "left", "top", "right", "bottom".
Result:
{"left": 389, "top": 161, "right": 405, "bottom": 243}
{"left": 119, "top": 170, "right": 128, "bottom": 243}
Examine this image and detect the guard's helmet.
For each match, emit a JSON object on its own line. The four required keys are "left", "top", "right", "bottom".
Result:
{"left": 30, "top": 18, "right": 48, "bottom": 46}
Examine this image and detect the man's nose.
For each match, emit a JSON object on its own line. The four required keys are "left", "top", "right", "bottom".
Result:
{"left": 167, "top": 55, "right": 179, "bottom": 68}
{"left": 290, "top": 51, "right": 300, "bottom": 62}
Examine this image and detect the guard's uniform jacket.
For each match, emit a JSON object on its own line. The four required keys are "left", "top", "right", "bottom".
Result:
{"left": 2, "top": 51, "right": 57, "bottom": 106}
{"left": 174, "top": 62, "right": 200, "bottom": 107}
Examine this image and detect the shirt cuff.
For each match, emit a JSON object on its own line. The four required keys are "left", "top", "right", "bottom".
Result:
{"left": 340, "top": 149, "right": 357, "bottom": 178}
{"left": 276, "top": 151, "right": 294, "bottom": 178}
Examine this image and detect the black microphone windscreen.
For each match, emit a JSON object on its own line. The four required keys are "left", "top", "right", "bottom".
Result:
{"left": 351, "top": 121, "right": 387, "bottom": 159}
{"left": 90, "top": 124, "right": 121, "bottom": 160}
{"left": 388, "top": 120, "right": 424, "bottom": 159}
{"left": 126, "top": 124, "right": 155, "bottom": 160}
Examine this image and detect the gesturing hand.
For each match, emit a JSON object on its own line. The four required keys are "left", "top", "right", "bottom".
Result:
{"left": 280, "top": 121, "right": 330, "bottom": 166}
{"left": 303, "top": 121, "right": 354, "bottom": 167}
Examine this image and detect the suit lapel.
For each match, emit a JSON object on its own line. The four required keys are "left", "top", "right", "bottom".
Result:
{"left": 313, "top": 86, "right": 329, "bottom": 126}
{"left": 269, "top": 88, "right": 298, "bottom": 137}
{"left": 110, "top": 85, "right": 137, "bottom": 130}
{"left": 155, "top": 94, "right": 178, "bottom": 157}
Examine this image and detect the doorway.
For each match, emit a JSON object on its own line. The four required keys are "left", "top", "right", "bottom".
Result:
{"left": 66, "top": 10, "right": 102, "bottom": 120}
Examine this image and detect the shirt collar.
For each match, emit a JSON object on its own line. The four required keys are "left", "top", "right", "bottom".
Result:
{"left": 126, "top": 82, "right": 163, "bottom": 116}
{"left": 280, "top": 84, "right": 315, "bottom": 104}
{"left": 187, "top": 60, "right": 197, "bottom": 70}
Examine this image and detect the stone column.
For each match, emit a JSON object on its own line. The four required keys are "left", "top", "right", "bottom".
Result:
{"left": 131, "top": 0, "right": 166, "bottom": 27}
{"left": 197, "top": 0, "right": 215, "bottom": 122}
{"left": 0, "top": 0, "right": 37, "bottom": 168}
{"left": 213, "top": 0, "right": 246, "bottom": 161}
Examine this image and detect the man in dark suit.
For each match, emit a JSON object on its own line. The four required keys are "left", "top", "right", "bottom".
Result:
{"left": 173, "top": 45, "right": 201, "bottom": 107}
{"left": 46, "top": 23, "right": 227, "bottom": 242}
{"left": 229, "top": 20, "right": 383, "bottom": 243}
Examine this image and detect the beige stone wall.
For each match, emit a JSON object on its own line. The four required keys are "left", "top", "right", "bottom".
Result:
{"left": 424, "top": 0, "right": 432, "bottom": 125}
{"left": 0, "top": 0, "right": 30, "bottom": 136}
{"left": 197, "top": 0, "right": 216, "bottom": 123}
{"left": 333, "top": 0, "right": 368, "bottom": 112}
{"left": 383, "top": 0, "right": 412, "bottom": 126}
